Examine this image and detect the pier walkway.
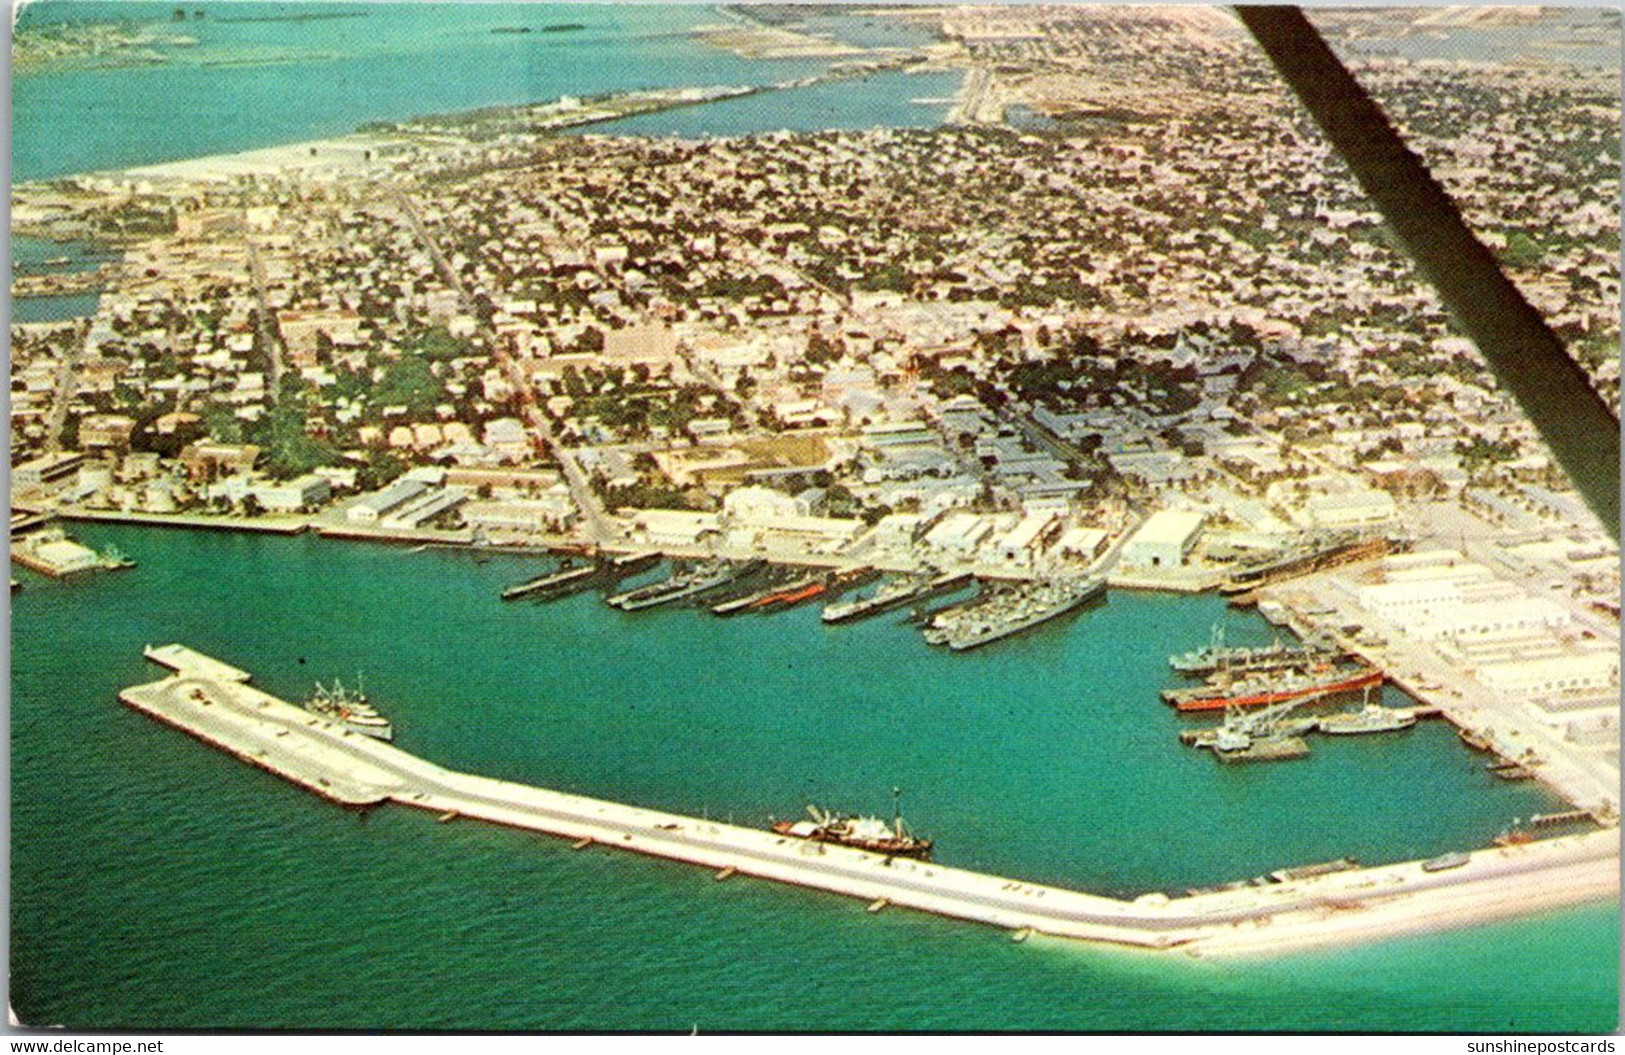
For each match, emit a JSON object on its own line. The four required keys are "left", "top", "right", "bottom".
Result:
{"left": 121, "top": 648, "right": 1619, "bottom": 957}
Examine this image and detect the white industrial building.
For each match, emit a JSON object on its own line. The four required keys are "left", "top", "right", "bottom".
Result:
{"left": 253, "top": 474, "right": 332, "bottom": 513}
{"left": 346, "top": 479, "right": 430, "bottom": 524}
{"left": 1056, "top": 526, "right": 1110, "bottom": 564}
{"left": 922, "top": 512, "right": 997, "bottom": 559}
{"left": 992, "top": 512, "right": 1060, "bottom": 566}
{"left": 461, "top": 491, "right": 574, "bottom": 535}
{"left": 626, "top": 509, "right": 721, "bottom": 547}
{"left": 1119, "top": 510, "right": 1205, "bottom": 569}
{"left": 1475, "top": 651, "right": 1619, "bottom": 696}
{"left": 1355, "top": 550, "right": 1572, "bottom": 641}
{"left": 380, "top": 486, "right": 469, "bottom": 531}
{"left": 723, "top": 485, "right": 805, "bottom": 523}
{"left": 1303, "top": 488, "right": 1398, "bottom": 530}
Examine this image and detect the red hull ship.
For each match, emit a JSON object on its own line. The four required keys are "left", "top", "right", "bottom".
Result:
{"left": 1166, "top": 667, "right": 1384, "bottom": 712}
{"left": 750, "top": 577, "right": 828, "bottom": 611}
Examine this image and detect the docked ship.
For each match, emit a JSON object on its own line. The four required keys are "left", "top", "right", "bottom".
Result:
{"left": 749, "top": 565, "right": 877, "bottom": 613}
{"left": 501, "top": 551, "right": 660, "bottom": 602}
{"left": 746, "top": 572, "right": 830, "bottom": 612}
{"left": 929, "top": 577, "right": 1106, "bottom": 652}
{"left": 305, "top": 681, "right": 393, "bottom": 742}
{"left": 608, "top": 559, "right": 761, "bottom": 611}
{"left": 772, "top": 803, "right": 933, "bottom": 859}
{"left": 502, "top": 561, "right": 599, "bottom": 601}
{"left": 820, "top": 570, "right": 974, "bottom": 625}
{"left": 1317, "top": 701, "right": 1417, "bottom": 735}
{"left": 1180, "top": 695, "right": 1320, "bottom": 763}
{"left": 1162, "top": 664, "right": 1383, "bottom": 712}
{"left": 1220, "top": 532, "right": 1406, "bottom": 596}
{"left": 1180, "top": 699, "right": 1320, "bottom": 749}
{"left": 1169, "top": 627, "right": 1343, "bottom": 677}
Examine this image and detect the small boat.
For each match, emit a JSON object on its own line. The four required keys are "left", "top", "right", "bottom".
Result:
{"left": 1316, "top": 696, "right": 1417, "bottom": 735}
{"left": 1421, "top": 851, "right": 1470, "bottom": 872}
{"left": 1458, "top": 728, "right": 1493, "bottom": 752}
{"left": 1494, "top": 826, "right": 1534, "bottom": 846}
{"left": 1268, "top": 857, "right": 1359, "bottom": 882}
{"left": 772, "top": 795, "right": 932, "bottom": 859}
{"left": 1214, "top": 735, "right": 1311, "bottom": 763}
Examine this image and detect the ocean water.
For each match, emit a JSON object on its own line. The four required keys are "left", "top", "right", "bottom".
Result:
{"left": 9, "top": 524, "right": 1618, "bottom": 1031}
{"left": 13, "top": 1, "right": 946, "bottom": 182}
{"left": 10, "top": 3, "right": 1620, "bottom": 1031}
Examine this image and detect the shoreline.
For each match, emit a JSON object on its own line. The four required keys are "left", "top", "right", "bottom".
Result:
{"left": 59, "top": 510, "right": 1618, "bottom": 822}
{"left": 121, "top": 653, "right": 1620, "bottom": 960}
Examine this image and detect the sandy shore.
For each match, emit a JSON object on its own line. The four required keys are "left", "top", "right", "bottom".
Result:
{"left": 119, "top": 135, "right": 406, "bottom": 184}
{"left": 691, "top": 22, "right": 867, "bottom": 60}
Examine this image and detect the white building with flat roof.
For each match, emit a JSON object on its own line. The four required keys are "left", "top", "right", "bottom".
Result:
{"left": 1119, "top": 510, "right": 1205, "bottom": 569}
{"left": 346, "top": 478, "right": 430, "bottom": 525}
{"left": 1476, "top": 651, "right": 1619, "bottom": 697}
{"left": 922, "top": 512, "right": 997, "bottom": 558}
{"left": 1056, "top": 526, "right": 1109, "bottom": 563}
{"left": 992, "top": 512, "right": 1060, "bottom": 566}
{"left": 626, "top": 509, "right": 721, "bottom": 547}
{"left": 1303, "top": 488, "right": 1398, "bottom": 530}
{"left": 252, "top": 474, "right": 331, "bottom": 513}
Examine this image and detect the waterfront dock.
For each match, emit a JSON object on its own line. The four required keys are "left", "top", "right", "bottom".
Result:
{"left": 61, "top": 507, "right": 311, "bottom": 535}
{"left": 120, "top": 646, "right": 1620, "bottom": 957}
{"left": 141, "top": 643, "right": 252, "bottom": 683}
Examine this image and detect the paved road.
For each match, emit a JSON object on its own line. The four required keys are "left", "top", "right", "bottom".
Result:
{"left": 246, "top": 241, "right": 285, "bottom": 401}
{"left": 391, "top": 189, "right": 618, "bottom": 544}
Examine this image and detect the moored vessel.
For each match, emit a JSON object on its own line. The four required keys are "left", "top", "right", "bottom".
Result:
{"left": 304, "top": 680, "right": 393, "bottom": 742}
{"left": 1169, "top": 626, "right": 1343, "bottom": 677}
{"left": 1316, "top": 702, "right": 1417, "bottom": 735}
{"left": 609, "top": 559, "right": 761, "bottom": 611}
{"left": 771, "top": 799, "right": 933, "bottom": 859}
{"left": 928, "top": 578, "right": 1105, "bottom": 652}
{"left": 821, "top": 570, "right": 974, "bottom": 624}
{"left": 1162, "top": 664, "right": 1383, "bottom": 712}
{"left": 501, "top": 560, "right": 599, "bottom": 601}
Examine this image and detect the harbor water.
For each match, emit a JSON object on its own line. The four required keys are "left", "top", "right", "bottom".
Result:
{"left": 11, "top": 2, "right": 1619, "bottom": 1030}
{"left": 13, "top": 2, "right": 948, "bottom": 183}
{"left": 9, "top": 524, "right": 1618, "bottom": 1030}
{"left": 10, "top": 235, "right": 115, "bottom": 323}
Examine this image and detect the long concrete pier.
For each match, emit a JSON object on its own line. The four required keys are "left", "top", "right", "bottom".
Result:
{"left": 120, "top": 647, "right": 1619, "bottom": 957}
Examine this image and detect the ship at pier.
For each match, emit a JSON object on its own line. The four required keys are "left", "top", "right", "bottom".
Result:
{"left": 304, "top": 680, "right": 393, "bottom": 741}
{"left": 772, "top": 802, "right": 933, "bottom": 859}
{"left": 926, "top": 577, "right": 1105, "bottom": 651}
{"left": 1220, "top": 531, "right": 1408, "bottom": 597}
{"left": 1169, "top": 626, "right": 1344, "bottom": 677}
{"left": 1162, "top": 663, "right": 1383, "bottom": 712}
{"left": 821, "top": 570, "right": 974, "bottom": 624}
{"left": 608, "top": 559, "right": 762, "bottom": 611}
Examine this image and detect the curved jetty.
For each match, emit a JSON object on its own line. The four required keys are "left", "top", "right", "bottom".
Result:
{"left": 120, "top": 646, "right": 1619, "bottom": 957}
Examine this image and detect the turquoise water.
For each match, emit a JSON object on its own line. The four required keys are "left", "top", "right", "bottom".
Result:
{"left": 10, "top": 292, "right": 102, "bottom": 323}
{"left": 10, "top": 2, "right": 1620, "bottom": 1031}
{"left": 10, "top": 235, "right": 113, "bottom": 322}
{"left": 13, "top": 2, "right": 946, "bottom": 181}
{"left": 11, "top": 235, "right": 115, "bottom": 274}
{"left": 10, "top": 524, "right": 1618, "bottom": 1030}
